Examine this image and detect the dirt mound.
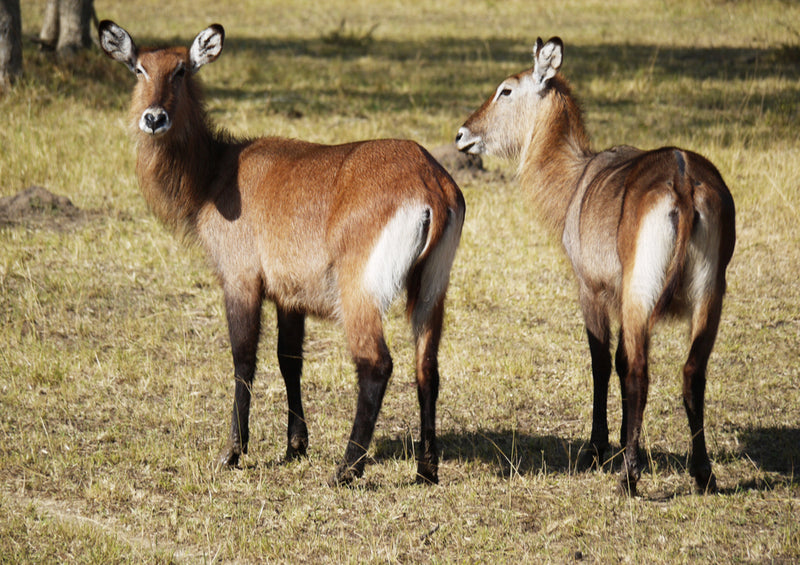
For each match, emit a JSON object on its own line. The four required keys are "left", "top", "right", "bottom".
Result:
{"left": 429, "top": 143, "right": 485, "bottom": 179}
{"left": 0, "top": 186, "right": 86, "bottom": 229}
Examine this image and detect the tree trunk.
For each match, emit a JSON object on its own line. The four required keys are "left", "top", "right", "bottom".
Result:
{"left": 57, "top": 0, "right": 92, "bottom": 54}
{"left": 0, "top": 0, "right": 22, "bottom": 88}
{"left": 39, "top": 0, "right": 94, "bottom": 55}
{"left": 39, "top": 0, "right": 59, "bottom": 49}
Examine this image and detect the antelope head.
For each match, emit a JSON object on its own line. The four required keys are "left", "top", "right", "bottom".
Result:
{"left": 99, "top": 20, "right": 225, "bottom": 137}
{"left": 456, "top": 37, "right": 563, "bottom": 159}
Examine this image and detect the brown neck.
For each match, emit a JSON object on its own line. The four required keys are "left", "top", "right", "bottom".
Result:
{"left": 518, "top": 76, "right": 594, "bottom": 236}
{"left": 134, "top": 94, "right": 224, "bottom": 240}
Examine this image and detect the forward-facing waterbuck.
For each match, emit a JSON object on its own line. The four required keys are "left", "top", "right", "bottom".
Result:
{"left": 99, "top": 21, "right": 465, "bottom": 485}
{"left": 456, "top": 37, "right": 735, "bottom": 495}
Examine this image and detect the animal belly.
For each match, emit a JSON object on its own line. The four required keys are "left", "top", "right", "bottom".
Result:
{"left": 263, "top": 263, "right": 341, "bottom": 320}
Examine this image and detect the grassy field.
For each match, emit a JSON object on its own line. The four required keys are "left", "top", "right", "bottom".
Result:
{"left": 1, "top": 0, "right": 799, "bottom": 562}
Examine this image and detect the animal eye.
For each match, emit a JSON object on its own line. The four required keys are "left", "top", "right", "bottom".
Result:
{"left": 135, "top": 66, "right": 143, "bottom": 75}
{"left": 174, "top": 66, "right": 186, "bottom": 79}
{"left": 500, "top": 88, "right": 512, "bottom": 97}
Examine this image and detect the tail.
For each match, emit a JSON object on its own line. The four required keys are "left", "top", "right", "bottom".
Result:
{"left": 406, "top": 190, "right": 466, "bottom": 336}
{"left": 648, "top": 149, "right": 695, "bottom": 330}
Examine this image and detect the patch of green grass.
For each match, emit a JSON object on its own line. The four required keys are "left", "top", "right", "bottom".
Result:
{"left": 2, "top": 0, "right": 799, "bottom": 562}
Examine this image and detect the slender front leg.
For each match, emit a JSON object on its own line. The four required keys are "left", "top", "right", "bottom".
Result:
{"left": 579, "top": 293, "right": 612, "bottom": 469}
{"left": 217, "top": 283, "right": 263, "bottom": 469}
{"left": 276, "top": 307, "right": 308, "bottom": 460}
{"left": 585, "top": 328, "right": 612, "bottom": 468}
{"left": 413, "top": 298, "right": 445, "bottom": 484}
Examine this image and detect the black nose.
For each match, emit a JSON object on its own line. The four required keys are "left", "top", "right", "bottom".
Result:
{"left": 455, "top": 131, "right": 463, "bottom": 143}
{"left": 144, "top": 112, "right": 167, "bottom": 131}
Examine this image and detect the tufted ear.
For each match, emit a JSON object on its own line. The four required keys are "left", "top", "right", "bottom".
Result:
{"left": 189, "top": 24, "right": 225, "bottom": 73}
{"left": 532, "top": 36, "right": 563, "bottom": 87}
{"left": 98, "top": 20, "right": 138, "bottom": 74}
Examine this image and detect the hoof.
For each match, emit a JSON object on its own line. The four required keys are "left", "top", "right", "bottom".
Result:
{"left": 331, "top": 462, "right": 363, "bottom": 486}
{"left": 577, "top": 441, "right": 609, "bottom": 471}
{"left": 578, "top": 443, "right": 608, "bottom": 471}
{"left": 216, "top": 441, "right": 243, "bottom": 471}
{"left": 617, "top": 474, "right": 638, "bottom": 497}
{"left": 618, "top": 466, "right": 641, "bottom": 497}
{"left": 285, "top": 434, "right": 309, "bottom": 461}
{"left": 694, "top": 469, "right": 718, "bottom": 494}
{"left": 415, "top": 460, "right": 439, "bottom": 485}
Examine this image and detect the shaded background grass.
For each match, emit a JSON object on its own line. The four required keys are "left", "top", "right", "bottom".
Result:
{"left": 1, "top": 0, "right": 799, "bottom": 562}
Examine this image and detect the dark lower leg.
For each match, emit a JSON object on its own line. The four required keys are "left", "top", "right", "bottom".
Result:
{"left": 217, "top": 376, "right": 253, "bottom": 468}
{"left": 217, "top": 288, "right": 262, "bottom": 469}
{"left": 615, "top": 329, "right": 629, "bottom": 447}
{"left": 619, "top": 353, "right": 648, "bottom": 496}
{"left": 416, "top": 367, "right": 439, "bottom": 484}
{"left": 335, "top": 352, "right": 392, "bottom": 485}
{"left": 683, "top": 334, "right": 718, "bottom": 493}
{"left": 683, "top": 298, "right": 723, "bottom": 494}
{"left": 277, "top": 308, "right": 307, "bottom": 459}
{"left": 585, "top": 328, "right": 612, "bottom": 468}
{"left": 414, "top": 302, "right": 443, "bottom": 484}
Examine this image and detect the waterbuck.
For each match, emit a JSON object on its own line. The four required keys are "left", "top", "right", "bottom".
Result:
{"left": 456, "top": 37, "right": 735, "bottom": 494}
{"left": 99, "top": 20, "right": 465, "bottom": 485}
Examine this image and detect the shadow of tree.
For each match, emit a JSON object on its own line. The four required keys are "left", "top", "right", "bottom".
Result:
{"left": 211, "top": 37, "right": 800, "bottom": 130}
{"left": 224, "top": 35, "right": 800, "bottom": 82}
{"left": 36, "top": 30, "right": 797, "bottom": 144}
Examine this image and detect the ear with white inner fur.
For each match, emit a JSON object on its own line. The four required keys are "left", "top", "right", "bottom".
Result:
{"left": 189, "top": 25, "right": 225, "bottom": 73}
{"left": 532, "top": 36, "right": 563, "bottom": 88}
{"left": 98, "top": 20, "right": 138, "bottom": 74}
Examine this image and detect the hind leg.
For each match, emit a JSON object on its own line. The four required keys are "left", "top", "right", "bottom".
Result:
{"left": 334, "top": 304, "right": 393, "bottom": 485}
{"left": 413, "top": 297, "right": 445, "bottom": 484}
{"left": 617, "top": 318, "right": 650, "bottom": 496}
{"left": 615, "top": 328, "right": 629, "bottom": 448}
{"left": 683, "top": 295, "right": 723, "bottom": 493}
{"left": 277, "top": 307, "right": 308, "bottom": 460}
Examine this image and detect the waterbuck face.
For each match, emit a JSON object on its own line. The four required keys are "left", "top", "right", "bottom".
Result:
{"left": 456, "top": 37, "right": 563, "bottom": 159}
{"left": 131, "top": 48, "right": 190, "bottom": 136}
{"left": 455, "top": 71, "right": 538, "bottom": 159}
{"left": 99, "top": 21, "right": 224, "bottom": 137}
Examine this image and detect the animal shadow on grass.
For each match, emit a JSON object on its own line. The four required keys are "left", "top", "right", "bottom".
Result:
{"left": 219, "top": 426, "right": 799, "bottom": 495}
{"left": 375, "top": 426, "right": 800, "bottom": 493}
{"left": 729, "top": 426, "right": 800, "bottom": 492}
{"left": 373, "top": 429, "right": 691, "bottom": 484}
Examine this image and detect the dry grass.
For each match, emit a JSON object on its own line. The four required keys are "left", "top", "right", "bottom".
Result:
{"left": 1, "top": 0, "right": 799, "bottom": 562}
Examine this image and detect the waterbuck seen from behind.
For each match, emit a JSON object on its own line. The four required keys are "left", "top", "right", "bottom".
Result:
{"left": 456, "top": 37, "right": 735, "bottom": 495}
{"left": 99, "top": 20, "right": 465, "bottom": 485}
